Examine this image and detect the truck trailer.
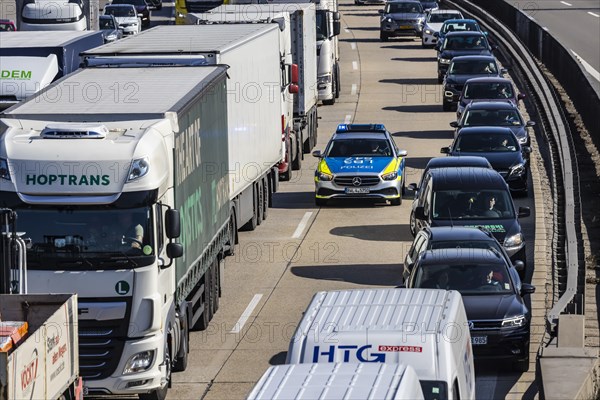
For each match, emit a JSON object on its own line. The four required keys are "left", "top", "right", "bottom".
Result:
{"left": 83, "top": 24, "right": 286, "bottom": 227}
{"left": 0, "top": 31, "right": 104, "bottom": 110}
{"left": 189, "top": 4, "right": 319, "bottom": 156}
{"left": 0, "top": 65, "right": 231, "bottom": 399}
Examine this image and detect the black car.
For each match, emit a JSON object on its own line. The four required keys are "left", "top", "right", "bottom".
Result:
{"left": 111, "top": 0, "right": 151, "bottom": 26}
{"left": 407, "top": 155, "right": 492, "bottom": 235}
{"left": 406, "top": 247, "right": 535, "bottom": 372}
{"left": 442, "top": 55, "right": 505, "bottom": 111}
{"left": 99, "top": 14, "right": 123, "bottom": 43}
{"left": 441, "top": 127, "right": 531, "bottom": 194}
{"left": 379, "top": 0, "right": 425, "bottom": 41}
{"left": 437, "top": 31, "right": 494, "bottom": 83}
{"left": 403, "top": 226, "right": 525, "bottom": 282}
{"left": 411, "top": 167, "right": 530, "bottom": 266}
{"left": 451, "top": 101, "right": 535, "bottom": 146}
{"left": 457, "top": 77, "right": 525, "bottom": 119}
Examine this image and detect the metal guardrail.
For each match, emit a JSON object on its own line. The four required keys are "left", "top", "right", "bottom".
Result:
{"left": 445, "top": 0, "right": 585, "bottom": 333}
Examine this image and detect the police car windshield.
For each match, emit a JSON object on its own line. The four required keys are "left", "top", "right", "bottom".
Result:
{"left": 432, "top": 189, "right": 515, "bottom": 219}
{"left": 462, "top": 109, "right": 522, "bottom": 127}
{"left": 463, "top": 82, "right": 514, "bottom": 99}
{"left": 455, "top": 133, "right": 518, "bottom": 152}
{"left": 327, "top": 139, "right": 392, "bottom": 157}
{"left": 414, "top": 263, "right": 513, "bottom": 295}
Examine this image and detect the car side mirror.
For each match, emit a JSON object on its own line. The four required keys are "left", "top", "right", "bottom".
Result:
{"left": 500, "top": 68, "right": 508, "bottom": 74}
{"left": 312, "top": 150, "right": 322, "bottom": 158}
{"left": 378, "top": 9, "right": 384, "bottom": 13}
{"left": 415, "top": 206, "right": 426, "bottom": 220}
{"left": 397, "top": 149, "right": 408, "bottom": 157}
{"left": 433, "top": 31, "right": 439, "bottom": 37}
{"left": 513, "top": 260, "right": 525, "bottom": 271}
{"left": 408, "top": 183, "right": 418, "bottom": 192}
{"left": 518, "top": 207, "right": 530, "bottom": 218}
{"left": 518, "top": 93, "right": 526, "bottom": 100}
{"left": 522, "top": 146, "right": 532, "bottom": 154}
{"left": 449, "top": 121, "right": 459, "bottom": 128}
{"left": 440, "top": 147, "right": 450, "bottom": 154}
{"left": 521, "top": 283, "right": 536, "bottom": 295}
{"left": 526, "top": 121, "right": 536, "bottom": 127}
{"left": 165, "top": 208, "right": 181, "bottom": 239}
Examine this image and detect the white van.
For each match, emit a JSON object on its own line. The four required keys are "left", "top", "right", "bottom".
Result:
{"left": 286, "top": 288, "right": 475, "bottom": 400}
{"left": 247, "top": 363, "right": 424, "bottom": 400}
{"left": 20, "top": 0, "right": 87, "bottom": 31}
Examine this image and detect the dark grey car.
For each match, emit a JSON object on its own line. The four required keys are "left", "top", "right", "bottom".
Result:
{"left": 457, "top": 77, "right": 525, "bottom": 119}
{"left": 379, "top": 0, "right": 425, "bottom": 41}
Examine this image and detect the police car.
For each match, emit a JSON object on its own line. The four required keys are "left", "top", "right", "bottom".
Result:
{"left": 312, "top": 124, "right": 407, "bottom": 206}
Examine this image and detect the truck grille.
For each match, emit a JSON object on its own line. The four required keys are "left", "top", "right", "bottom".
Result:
{"left": 334, "top": 175, "right": 380, "bottom": 187}
{"left": 79, "top": 321, "right": 126, "bottom": 379}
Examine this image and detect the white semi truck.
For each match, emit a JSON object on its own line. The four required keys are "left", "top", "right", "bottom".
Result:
{"left": 0, "top": 65, "right": 231, "bottom": 399}
{"left": 83, "top": 24, "right": 285, "bottom": 226}
{"left": 190, "top": 3, "right": 319, "bottom": 157}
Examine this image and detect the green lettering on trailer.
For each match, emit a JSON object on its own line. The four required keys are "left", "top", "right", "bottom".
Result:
{"left": 0, "top": 70, "right": 32, "bottom": 80}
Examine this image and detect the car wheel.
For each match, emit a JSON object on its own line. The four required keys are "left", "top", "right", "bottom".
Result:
{"left": 442, "top": 102, "right": 452, "bottom": 112}
{"left": 514, "top": 355, "right": 529, "bottom": 373}
{"left": 380, "top": 32, "right": 389, "bottom": 42}
{"left": 437, "top": 75, "right": 444, "bottom": 84}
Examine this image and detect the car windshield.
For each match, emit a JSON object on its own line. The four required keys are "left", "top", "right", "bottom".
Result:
{"left": 112, "top": 0, "right": 146, "bottom": 6}
{"left": 386, "top": 3, "right": 423, "bottom": 13}
{"left": 455, "top": 133, "right": 518, "bottom": 152}
{"left": 444, "top": 35, "right": 487, "bottom": 50}
{"left": 428, "top": 13, "right": 459, "bottom": 23}
{"left": 449, "top": 60, "right": 497, "bottom": 75}
{"left": 100, "top": 17, "right": 116, "bottom": 29}
{"left": 463, "top": 82, "right": 514, "bottom": 99}
{"left": 432, "top": 189, "right": 515, "bottom": 219}
{"left": 413, "top": 261, "right": 513, "bottom": 295}
{"left": 327, "top": 138, "right": 393, "bottom": 157}
{"left": 462, "top": 109, "right": 523, "bottom": 126}
{"left": 105, "top": 6, "right": 135, "bottom": 16}
{"left": 441, "top": 21, "right": 478, "bottom": 34}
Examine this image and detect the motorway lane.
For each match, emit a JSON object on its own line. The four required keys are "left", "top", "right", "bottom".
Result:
{"left": 504, "top": 0, "right": 600, "bottom": 78}
{"left": 166, "top": 1, "right": 542, "bottom": 399}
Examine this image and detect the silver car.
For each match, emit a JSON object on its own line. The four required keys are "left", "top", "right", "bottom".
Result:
{"left": 379, "top": 0, "right": 425, "bottom": 41}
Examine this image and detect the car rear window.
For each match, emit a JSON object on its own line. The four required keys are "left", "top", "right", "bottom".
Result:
{"left": 463, "top": 82, "right": 514, "bottom": 99}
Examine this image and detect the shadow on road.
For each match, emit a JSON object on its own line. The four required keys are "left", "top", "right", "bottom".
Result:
{"left": 268, "top": 351, "right": 287, "bottom": 366}
{"left": 272, "top": 191, "right": 316, "bottom": 209}
{"left": 329, "top": 224, "right": 413, "bottom": 242}
{"left": 392, "top": 129, "right": 454, "bottom": 140}
{"left": 383, "top": 104, "right": 444, "bottom": 113}
{"left": 291, "top": 264, "right": 402, "bottom": 286}
{"left": 392, "top": 57, "right": 438, "bottom": 62}
{"left": 379, "top": 78, "right": 440, "bottom": 85}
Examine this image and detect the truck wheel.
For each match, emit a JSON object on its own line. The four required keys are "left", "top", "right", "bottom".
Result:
{"left": 139, "top": 343, "right": 170, "bottom": 400}
{"left": 172, "top": 318, "right": 189, "bottom": 372}
{"left": 279, "top": 141, "right": 293, "bottom": 181}
{"left": 256, "top": 183, "right": 263, "bottom": 226}
{"left": 262, "top": 178, "right": 269, "bottom": 221}
{"left": 241, "top": 188, "right": 258, "bottom": 231}
{"left": 191, "top": 269, "right": 212, "bottom": 331}
{"left": 292, "top": 139, "right": 302, "bottom": 170}
{"left": 335, "top": 64, "right": 340, "bottom": 98}
{"left": 225, "top": 212, "right": 237, "bottom": 256}
{"left": 211, "top": 260, "right": 220, "bottom": 314}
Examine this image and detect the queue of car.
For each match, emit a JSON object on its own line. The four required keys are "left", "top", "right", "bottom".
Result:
{"left": 305, "top": 3, "right": 537, "bottom": 394}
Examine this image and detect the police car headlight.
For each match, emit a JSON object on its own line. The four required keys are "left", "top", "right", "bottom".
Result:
{"left": 318, "top": 172, "right": 333, "bottom": 181}
{"left": 439, "top": 58, "right": 451, "bottom": 64}
{"left": 504, "top": 233, "right": 523, "bottom": 248}
{"left": 502, "top": 315, "right": 525, "bottom": 328}
{"left": 509, "top": 163, "right": 526, "bottom": 176}
{"left": 0, "top": 158, "right": 11, "bottom": 181}
{"left": 382, "top": 171, "right": 398, "bottom": 181}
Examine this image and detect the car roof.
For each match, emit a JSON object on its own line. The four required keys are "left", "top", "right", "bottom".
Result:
{"left": 464, "top": 77, "right": 512, "bottom": 84}
{"left": 457, "top": 126, "right": 515, "bottom": 135}
{"left": 445, "top": 31, "right": 486, "bottom": 37}
{"left": 425, "top": 226, "right": 496, "bottom": 241}
{"left": 451, "top": 55, "right": 496, "bottom": 62}
{"left": 466, "top": 101, "right": 518, "bottom": 110}
{"left": 443, "top": 19, "right": 478, "bottom": 24}
{"left": 420, "top": 248, "right": 507, "bottom": 265}
{"left": 428, "top": 167, "right": 507, "bottom": 189}
{"left": 425, "top": 156, "right": 492, "bottom": 169}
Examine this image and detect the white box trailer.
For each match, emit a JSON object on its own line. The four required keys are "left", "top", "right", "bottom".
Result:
{"left": 83, "top": 24, "right": 283, "bottom": 231}
{"left": 0, "top": 294, "right": 81, "bottom": 400}
{"left": 287, "top": 288, "right": 476, "bottom": 400}
{"left": 247, "top": 363, "right": 425, "bottom": 400}
{"left": 189, "top": 3, "right": 319, "bottom": 156}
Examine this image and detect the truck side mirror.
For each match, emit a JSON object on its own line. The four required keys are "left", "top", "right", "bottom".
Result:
{"left": 332, "top": 20, "right": 341, "bottom": 36}
{"left": 415, "top": 206, "right": 426, "bottom": 220}
{"left": 165, "top": 208, "right": 181, "bottom": 239}
{"left": 166, "top": 243, "right": 183, "bottom": 259}
{"left": 332, "top": 11, "right": 340, "bottom": 21}
{"left": 291, "top": 63, "right": 299, "bottom": 85}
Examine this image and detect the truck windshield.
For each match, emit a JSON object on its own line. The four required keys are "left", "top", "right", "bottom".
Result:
{"left": 14, "top": 207, "right": 154, "bottom": 268}
{"left": 316, "top": 10, "right": 328, "bottom": 41}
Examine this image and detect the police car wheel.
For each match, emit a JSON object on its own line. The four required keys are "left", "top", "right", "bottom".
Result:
{"left": 390, "top": 197, "right": 401, "bottom": 206}
{"left": 316, "top": 198, "right": 327, "bottom": 207}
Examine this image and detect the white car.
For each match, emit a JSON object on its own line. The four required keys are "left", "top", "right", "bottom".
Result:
{"left": 104, "top": 4, "right": 141, "bottom": 36}
{"left": 421, "top": 9, "right": 463, "bottom": 47}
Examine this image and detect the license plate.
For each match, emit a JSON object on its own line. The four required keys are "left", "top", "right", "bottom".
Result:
{"left": 471, "top": 336, "right": 487, "bottom": 345}
{"left": 345, "top": 187, "right": 370, "bottom": 194}
{"left": 400, "top": 25, "right": 413, "bottom": 29}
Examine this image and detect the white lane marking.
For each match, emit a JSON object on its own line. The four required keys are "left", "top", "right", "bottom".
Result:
{"left": 292, "top": 212, "right": 313, "bottom": 239}
{"left": 559, "top": 1, "right": 572, "bottom": 6}
{"left": 588, "top": 11, "right": 599, "bottom": 17}
{"left": 571, "top": 50, "right": 600, "bottom": 81}
{"left": 351, "top": 42, "right": 357, "bottom": 50}
{"left": 230, "top": 294, "right": 263, "bottom": 334}
{"left": 344, "top": 114, "right": 352, "bottom": 124}
{"left": 352, "top": 61, "right": 358, "bottom": 70}
{"left": 351, "top": 84, "right": 357, "bottom": 95}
